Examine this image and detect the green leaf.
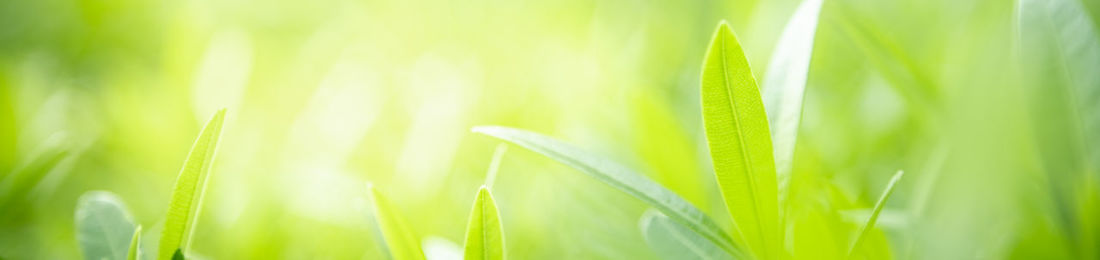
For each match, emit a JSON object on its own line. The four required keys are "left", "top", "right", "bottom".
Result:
{"left": 700, "top": 21, "right": 782, "bottom": 259}
{"left": 462, "top": 186, "right": 505, "bottom": 260}
{"left": 367, "top": 183, "right": 426, "bottom": 260}
{"left": 471, "top": 126, "right": 742, "bottom": 257}
{"left": 484, "top": 144, "right": 508, "bottom": 189}
{"left": 171, "top": 249, "right": 184, "bottom": 260}
{"left": 761, "top": 0, "right": 823, "bottom": 209}
{"left": 75, "top": 191, "right": 137, "bottom": 260}
{"left": 1018, "top": 0, "right": 1100, "bottom": 256}
{"left": 128, "top": 225, "right": 142, "bottom": 260}
{"left": 156, "top": 109, "right": 227, "bottom": 260}
{"left": 639, "top": 209, "right": 734, "bottom": 260}
{"left": 0, "top": 140, "right": 70, "bottom": 209}
{"left": 847, "top": 170, "right": 904, "bottom": 258}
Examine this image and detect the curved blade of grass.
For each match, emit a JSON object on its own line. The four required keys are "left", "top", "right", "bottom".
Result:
{"left": 1018, "top": 0, "right": 1100, "bottom": 255}
{"left": 484, "top": 144, "right": 508, "bottom": 189}
{"left": 462, "top": 186, "right": 504, "bottom": 260}
{"left": 128, "top": 225, "right": 143, "bottom": 260}
{"left": 367, "top": 183, "right": 426, "bottom": 260}
{"left": 847, "top": 170, "right": 904, "bottom": 258}
{"left": 762, "top": 0, "right": 823, "bottom": 210}
{"left": 76, "top": 191, "right": 137, "bottom": 260}
{"left": 470, "top": 126, "right": 740, "bottom": 255}
{"left": 156, "top": 109, "right": 226, "bottom": 260}
{"left": 640, "top": 209, "right": 736, "bottom": 260}
{"left": 700, "top": 21, "right": 781, "bottom": 259}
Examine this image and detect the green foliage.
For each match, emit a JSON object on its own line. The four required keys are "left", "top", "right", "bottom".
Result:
{"left": 762, "top": 0, "right": 822, "bottom": 209}
{"left": 75, "top": 191, "right": 137, "bottom": 260}
{"left": 462, "top": 186, "right": 505, "bottom": 260}
{"left": 1018, "top": 0, "right": 1100, "bottom": 258}
{"left": 366, "top": 184, "right": 425, "bottom": 260}
{"left": 699, "top": 21, "right": 781, "bottom": 260}
{"left": 847, "top": 170, "right": 903, "bottom": 258}
{"left": 472, "top": 126, "right": 742, "bottom": 257}
{"left": 128, "top": 225, "right": 142, "bottom": 260}
{"left": 0, "top": 141, "right": 70, "bottom": 209}
{"left": 156, "top": 109, "right": 227, "bottom": 260}
{"left": 639, "top": 209, "right": 733, "bottom": 260}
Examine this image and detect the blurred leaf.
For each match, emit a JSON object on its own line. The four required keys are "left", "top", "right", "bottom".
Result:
{"left": 700, "top": 21, "right": 781, "bottom": 259}
{"left": 639, "top": 209, "right": 734, "bottom": 260}
{"left": 847, "top": 170, "right": 903, "bottom": 258}
{"left": 471, "top": 126, "right": 742, "bottom": 257}
{"left": 0, "top": 141, "right": 70, "bottom": 209}
{"left": 0, "top": 71, "right": 14, "bottom": 172}
{"left": 128, "top": 225, "right": 142, "bottom": 260}
{"left": 367, "top": 184, "right": 426, "bottom": 260}
{"left": 484, "top": 144, "right": 508, "bottom": 189}
{"left": 75, "top": 191, "right": 137, "bottom": 260}
{"left": 462, "top": 186, "right": 505, "bottom": 260}
{"left": 1018, "top": 0, "right": 1100, "bottom": 257}
{"left": 157, "top": 109, "right": 226, "bottom": 260}
{"left": 171, "top": 249, "right": 184, "bottom": 260}
{"left": 762, "top": 0, "right": 823, "bottom": 210}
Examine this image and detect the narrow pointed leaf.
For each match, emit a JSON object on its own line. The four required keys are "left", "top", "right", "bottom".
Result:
{"left": 367, "top": 184, "right": 426, "bottom": 260}
{"left": 462, "top": 186, "right": 505, "bottom": 260}
{"left": 485, "top": 144, "right": 508, "bottom": 189}
{"left": 700, "top": 21, "right": 781, "bottom": 259}
{"left": 76, "top": 191, "right": 137, "bottom": 260}
{"left": 471, "top": 126, "right": 740, "bottom": 255}
{"left": 128, "top": 225, "right": 142, "bottom": 260}
{"left": 157, "top": 109, "right": 226, "bottom": 260}
{"left": 640, "top": 209, "right": 736, "bottom": 260}
{"left": 847, "top": 170, "right": 904, "bottom": 258}
{"left": 762, "top": 0, "right": 823, "bottom": 209}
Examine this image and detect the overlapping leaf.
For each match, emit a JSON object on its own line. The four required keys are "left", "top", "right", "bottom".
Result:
{"left": 700, "top": 21, "right": 781, "bottom": 259}
{"left": 157, "top": 109, "right": 226, "bottom": 260}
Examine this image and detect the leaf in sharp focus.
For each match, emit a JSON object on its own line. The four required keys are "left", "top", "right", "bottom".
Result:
{"left": 700, "top": 21, "right": 782, "bottom": 259}
{"left": 762, "top": 0, "right": 823, "bottom": 211}
{"left": 470, "top": 126, "right": 742, "bottom": 257}
{"left": 76, "top": 191, "right": 138, "bottom": 260}
{"left": 640, "top": 209, "right": 734, "bottom": 260}
{"left": 128, "top": 225, "right": 143, "bottom": 260}
{"left": 462, "top": 186, "right": 505, "bottom": 260}
{"left": 367, "top": 184, "right": 426, "bottom": 260}
{"left": 156, "top": 109, "right": 226, "bottom": 260}
{"left": 847, "top": 170, "right": 904, "bottom": 258}
{"left": 1018, "top": 0, "right": 1100, "bottom": 254}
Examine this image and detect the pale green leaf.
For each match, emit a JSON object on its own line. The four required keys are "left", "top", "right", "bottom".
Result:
{"left": 75, "top": 191, "right": 137, "bottom": 260}
{"left": 762, "top": 0, "right": 823, "bottom": 209}
{"left": 462, "top": 186, "right": 505, "bottom": 260}
{"left": 639, "top": 209, "right": 734, "bottom": 260}
{"left": 471, "top": 126, "right": 742, "bottom": 256}
{"left": 700, "top": 21, "right": 781, "bottom": 259}
{"left": 157, "top": 109, "right": 227, "bottom": 260}
{"left": 367, "top": 183, "right": 426, "bottom": 260}
{"left": 484, "top": 144, "right": 508, "bottom": 189}
{"left": 0, "top": 140, "right": 70, "bottom": 209}
{"left": 128, "top": 225, "right": 142, "bottom": 260}
{"left": 1018, "top": 0, "right": 1100, "bottom": 255}
{"left": 847, "top": 170, "right": 904, "bottom": 258}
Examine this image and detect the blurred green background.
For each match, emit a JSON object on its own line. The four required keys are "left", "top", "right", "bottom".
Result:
{"left": 1, "top": 0, "right": 1098, "bottom": 258}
